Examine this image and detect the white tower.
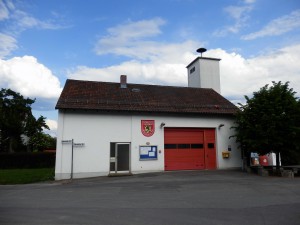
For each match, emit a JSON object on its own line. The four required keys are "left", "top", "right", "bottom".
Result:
{"left": 187, "top": 48, "right": 221, "bottom": 93}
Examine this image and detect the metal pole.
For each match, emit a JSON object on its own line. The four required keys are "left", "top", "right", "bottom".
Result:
{"left": 71, "top": 139, "right": 74, "bottom": 180}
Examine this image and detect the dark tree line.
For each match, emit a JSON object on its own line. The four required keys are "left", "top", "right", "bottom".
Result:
{"left": 0, "top": 88, "right": 56, "bottom": 152}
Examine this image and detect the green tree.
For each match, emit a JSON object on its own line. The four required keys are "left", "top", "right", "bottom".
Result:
{"left": 0, "top": 88, "right": 49, "bottom": 152}
{"left": 28, "top": 133, "right": 55, "bottom": 152}
{"left": 233, "top": 81, "right": 300, "bottom": 172}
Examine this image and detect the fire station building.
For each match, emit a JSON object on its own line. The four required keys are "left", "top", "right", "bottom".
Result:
{"left": 55, "top": 56, "right": 241, "bottom": 180}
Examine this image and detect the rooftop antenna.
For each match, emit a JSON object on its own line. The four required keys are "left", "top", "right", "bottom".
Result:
{"left": 196, "top": 48, "right": 207, "bottom": 57}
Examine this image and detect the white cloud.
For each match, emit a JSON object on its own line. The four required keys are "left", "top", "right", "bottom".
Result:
{"left": 244, "top": 0, "right": 256, "bottom": 4}
{"left": 43, "top": 119, "right": 57, "bottom": 137}
{"left": 0, "top": 0, "right": 70, "bottom": 58}
{"left": 72, "top": 17, "right": 300, "bottom": 106}
{"left": 205, "top": 45, "right": 300, "bottom": 101}
{"left": 2, "top": 0, "right": 65, "bottom": 32}
{"left": 95, "top": 18, "right": 168, "bottom": 60}
{"left": 95, "top": 18, "right": 201, "bottom": 65}
{"left": 242, "top": 10, "right": 300, "bottom": 40}
{"left": 91, "top": 18, "right": 200, "bottom": 83}
{"left": 69, "top": 60, "right": 188, "bottom": 86}
{"left": 69, "top": 44, "right": 300, "bottom": 104}
{"left": 12, "top": 9, "right": 69, "bottom": 31}
{"left": 0, "top": 56, "right": 62, "bottom": 99}
{"left": 0, "top": 33, "right": 17, "bottom": 58}
{"left": 225, "top": 5, "right": 252, "bottom": 20}
{"left": 45, "top": 119, "right": 57, "bottom": 131}
{"left": 214, "top": 4, "right": 253, "bottom": 36}
{"left": 107, "top": 17, "right": 165, "bottom": 40}
{"left": 0, "top": 0, "right": 9, "bottom": 20}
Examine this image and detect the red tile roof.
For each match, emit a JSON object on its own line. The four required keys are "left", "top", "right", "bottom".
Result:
{"left": 56, "top": 79, "right": 238, "bottom": 115}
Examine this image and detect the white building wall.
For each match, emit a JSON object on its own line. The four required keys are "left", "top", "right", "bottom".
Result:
{"left": 55, "top": 111, "right": 241, "bottom": 180}
{"left": 55, "top": 112, "right": 133, "bottom": 180}
{"left": 130, "top": 115, "right": 165, "bottom": 173}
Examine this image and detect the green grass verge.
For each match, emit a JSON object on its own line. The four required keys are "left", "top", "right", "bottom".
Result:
{"left": 0, "top": 168, "right": 55, "bottom": 185}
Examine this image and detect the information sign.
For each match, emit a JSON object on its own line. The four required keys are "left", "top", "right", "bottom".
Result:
{"left": 139, "top": 145, "right": 158, "bottom": 160}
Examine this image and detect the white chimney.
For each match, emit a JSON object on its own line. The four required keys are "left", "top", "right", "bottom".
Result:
{"left": 187, "top": 50, "right": 221, "bottom": 93}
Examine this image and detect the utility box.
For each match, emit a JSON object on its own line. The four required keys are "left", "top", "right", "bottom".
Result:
{"left": 266, "top": 152, "right": 281, "bottom": 166}
{"left": 250, "top": 152, "right": 260, "bottom": 166}
{"left": 259, "top": 155, "right": 269, "bottom": 166}
{"left": 222, "top": 151, "right": 230, "bottom": 158}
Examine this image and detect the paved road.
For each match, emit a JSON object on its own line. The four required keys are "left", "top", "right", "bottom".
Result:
{"left": 0, "top": 170, "right": 299, "bottom": 225}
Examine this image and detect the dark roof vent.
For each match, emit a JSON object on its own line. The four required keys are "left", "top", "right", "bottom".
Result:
{"left": 132, "top": 88, "right": 141, "bottom": 92}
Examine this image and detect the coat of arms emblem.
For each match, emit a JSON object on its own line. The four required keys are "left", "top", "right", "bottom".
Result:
{"left": 141, "top": 120, "right": 155, "bottom": 137}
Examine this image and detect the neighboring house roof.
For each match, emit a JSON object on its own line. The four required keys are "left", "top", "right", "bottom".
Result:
{"left": 56, "top": 79, "right": 238, "bottom": 115}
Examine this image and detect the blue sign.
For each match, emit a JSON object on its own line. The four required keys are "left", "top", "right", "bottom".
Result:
{"left": 139, "top": 146, "right": 158, "bottom": 160}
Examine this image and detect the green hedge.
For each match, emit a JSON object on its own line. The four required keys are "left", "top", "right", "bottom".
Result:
{"left": 0, "top": 152, "right": 56, "bottom": 169}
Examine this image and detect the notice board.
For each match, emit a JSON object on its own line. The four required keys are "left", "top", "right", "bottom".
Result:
{"left": 139, "top": 145, "right": 158, "bottom": 160}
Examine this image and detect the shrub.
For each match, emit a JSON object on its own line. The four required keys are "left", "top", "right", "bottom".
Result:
{"left": 0, "top": 152, "right": 55, "bottom": 169}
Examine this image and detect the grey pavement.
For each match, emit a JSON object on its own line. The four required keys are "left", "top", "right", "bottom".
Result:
{"left": 0, "top": 170, "right": 299, "bottom": 225}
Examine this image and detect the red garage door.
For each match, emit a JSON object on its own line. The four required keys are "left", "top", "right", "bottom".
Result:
{"left": 164, "top": 128, "right": 216, "bottom": 171}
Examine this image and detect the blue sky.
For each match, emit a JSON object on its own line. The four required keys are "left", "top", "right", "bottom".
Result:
{"left": 1, "top": 0, "right": 300, "bottom": 136}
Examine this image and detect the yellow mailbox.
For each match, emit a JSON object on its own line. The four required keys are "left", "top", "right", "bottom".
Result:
{"left": 222, "top": 151, "right": 230, "bottom": 158}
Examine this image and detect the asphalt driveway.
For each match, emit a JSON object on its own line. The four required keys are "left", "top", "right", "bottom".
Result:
{"left": 0, "top": 170, "right": 299, "bottom": 225}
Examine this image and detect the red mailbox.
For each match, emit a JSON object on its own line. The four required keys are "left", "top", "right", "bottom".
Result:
{"left": 259, "top": 155, "right": 268, "bottom": 166}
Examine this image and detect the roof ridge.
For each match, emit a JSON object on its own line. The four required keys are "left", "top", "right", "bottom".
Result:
{"left": 66, "top": 78, "right": 216, "bottom": 91}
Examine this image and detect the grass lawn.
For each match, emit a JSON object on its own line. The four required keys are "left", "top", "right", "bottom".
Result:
{"left": 0, "top": 168, "right": 55, "bottom": 185}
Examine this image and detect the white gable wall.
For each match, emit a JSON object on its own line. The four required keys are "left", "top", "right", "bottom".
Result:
{"left": 55, "top": 111, "right": 241, "bottom": 180}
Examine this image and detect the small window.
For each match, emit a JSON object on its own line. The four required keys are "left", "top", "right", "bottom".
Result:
{"left": 178, "top": 144, "right": 190, "bottom": 149}
{"left": 190, "top": 67, "right": 195, "bottom": 74}
{"left": 165, "top": 144, "right": 177, "bottom": 149}
{"left": 110, "top": 143, "right": 116, "bottom": 157}
{"left": 208, "top": 143, "right": 215, "bottom": 149}
{"left": 191, "top": 144, "right": 204, "bottom": 149}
